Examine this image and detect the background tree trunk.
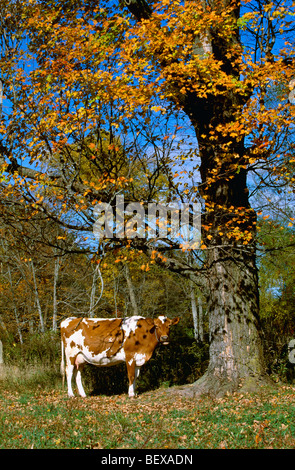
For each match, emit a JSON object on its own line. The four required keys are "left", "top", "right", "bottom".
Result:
{"left": 89, "top": 265, "right": 98, "bottom": 318}
{"left": 88, "top": 264, "right": 104, "bottom": 318}
{"left": 190, "top": 280, "right": 199, "bottom": 341}
{"left": 198, "top": 296, "right": 204, "bottom": 343}
{"left": 125, "top": 264, "right": 139, "bottom": 316}
{"left": 30, "top": 260, "right": 45, "bottom": 333}
{"left": 52, "top": 256, "right": 60, "bottom": 331}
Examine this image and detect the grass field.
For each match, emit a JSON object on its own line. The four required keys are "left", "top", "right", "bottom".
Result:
{"left": 0, "top": 370, "right": 295, "bottom": 449}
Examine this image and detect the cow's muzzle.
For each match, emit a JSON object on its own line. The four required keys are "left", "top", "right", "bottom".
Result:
{"left": 160, "top": 335, "right": 169, "bottom": 345}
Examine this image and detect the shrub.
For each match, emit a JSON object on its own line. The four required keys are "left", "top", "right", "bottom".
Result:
{"left": 2, "top": 332, "right": 60, "bottom": 368}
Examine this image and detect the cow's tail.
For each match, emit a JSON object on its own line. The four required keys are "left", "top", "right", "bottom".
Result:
{"left": 60, "top": 339, "right": 65, "bottom": 390}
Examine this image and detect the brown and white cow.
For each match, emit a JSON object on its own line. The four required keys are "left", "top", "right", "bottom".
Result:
{"left": 60, "top": 315, "right": 180, "bottom": 397}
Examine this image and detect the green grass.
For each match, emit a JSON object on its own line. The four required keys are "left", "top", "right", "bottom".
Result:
{"left": 0, "top": 377, "right": 295, "bottom": 449}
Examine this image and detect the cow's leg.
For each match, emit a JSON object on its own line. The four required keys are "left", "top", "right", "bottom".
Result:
{"left": 75, "top": 367, "right": 86, "bottom": 398}
{"left": 65, "top": 362, "right": 75, "bottom": 397}
{"left": 126, "top": 359, "right": 140, "bottom": 397}
{"left": 134, "top": 365, "right": 140, "bottom": 391}
{"left": 75, "top": 354, "right": 87, "bottom": 398}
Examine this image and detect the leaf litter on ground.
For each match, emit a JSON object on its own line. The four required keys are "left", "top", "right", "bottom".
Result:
{"left": 0, "top": 384, "right": 295, "bottom": 449}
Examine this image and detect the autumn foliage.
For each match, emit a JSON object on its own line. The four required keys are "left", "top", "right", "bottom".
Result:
{"left": 0, "top": 0, "right": 294, "bottom": 396}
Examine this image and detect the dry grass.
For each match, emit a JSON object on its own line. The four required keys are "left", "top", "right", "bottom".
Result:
{"left": 0, "top": 364, "right": 61, "bottom": 392}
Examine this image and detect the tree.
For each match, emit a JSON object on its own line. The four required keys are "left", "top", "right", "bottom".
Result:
{"left": 0, "top": 0, "right": 294, "bottom": 396}
{"left": 118, "top": 0, "right": 295, "bottom": 395}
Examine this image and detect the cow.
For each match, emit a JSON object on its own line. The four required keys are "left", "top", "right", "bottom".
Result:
{"left": 60, "top": 315, "right": 180, "bottom": 398}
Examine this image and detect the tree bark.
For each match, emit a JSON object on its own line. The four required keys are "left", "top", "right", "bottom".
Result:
{"left": 191, "top": 246, "right": 267, "bottom": 396}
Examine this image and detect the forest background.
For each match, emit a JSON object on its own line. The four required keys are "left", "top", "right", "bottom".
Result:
{"left": 0, "top": 0, "right": 294, "bottom": 397}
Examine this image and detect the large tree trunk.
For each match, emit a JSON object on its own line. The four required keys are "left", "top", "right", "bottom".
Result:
{"left": 179, "top": 162, "right": 269, "bottom": 396}
{"left": 179, "top": 101, "right": 269, "bottom": 396}
{"left": 191, "top": 246, "right": 267, "bottom": 396}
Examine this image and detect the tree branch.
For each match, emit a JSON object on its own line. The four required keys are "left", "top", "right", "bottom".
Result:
{"left": 0, "top": 153, "right": 109, "bottom": 203}
{"left": 124, "top": 0, "right": 152, "bottom": 20}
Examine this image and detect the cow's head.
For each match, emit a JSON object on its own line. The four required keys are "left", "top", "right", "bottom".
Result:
{"left": 153, "top": 316, "right": 180, "bottom": 345}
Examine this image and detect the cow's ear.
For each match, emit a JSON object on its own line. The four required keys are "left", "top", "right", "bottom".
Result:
{"left": 171, "top": 317, "right": 180, "bottom": 325}
{"left": 149, "top": 325, "right": 156, "bottom": 334}
{"left": 145, "top": 318, "right": 155, "bottom": 328}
